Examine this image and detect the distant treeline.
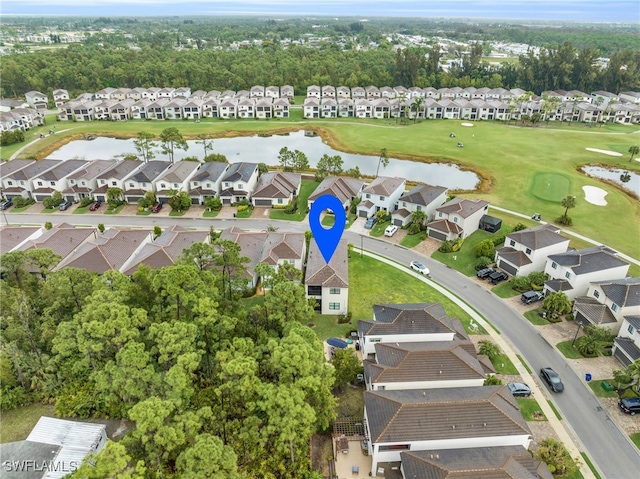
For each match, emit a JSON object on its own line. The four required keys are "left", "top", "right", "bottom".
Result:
{"left": 2, "top": 41, "right": 639, "bottom": 99}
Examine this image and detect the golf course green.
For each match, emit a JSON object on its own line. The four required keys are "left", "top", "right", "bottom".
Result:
{"left": 4, "top": 114, "right": 640, "bottom": 259}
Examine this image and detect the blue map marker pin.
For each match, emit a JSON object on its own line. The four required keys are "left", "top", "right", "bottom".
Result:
{"left": 309, "top": 194, "right": 346, "bottom": 264}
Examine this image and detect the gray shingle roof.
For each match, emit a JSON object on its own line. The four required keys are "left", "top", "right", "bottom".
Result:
{"left": 506, "top": 224, "right": 568, "bottom": 250}
{"left": 0, "top": 159, "right": 35, "bottom": 179}
{"left": 99, "top": 160, "right": 142, "bottom": 180}
{"left": 591, "top": 277, "right": 640, "bottom": 307}
{"left": 222, "top": 162, "right": 258, "bottom": 183}
{"left": 305, "top": 238, "right": 348, "bottom": 288}
{"left": 400, "top": 446, "right": 553, "bottom": 479}
{"left": 191, "top": 161, "right": 228, "bottom": 182}
{"left": 574, "top": 296, "right": 618, "bottom": 324}
{"left": 157, "top": 161, "right": 200, "bottom": 183}
{"left": 308, "top": 176, "right": 364, "bottom": 204}
{"left": 9, "top": 159, "right": 61, "bottom": 181}
{"left": 132, "top": 161, "right": 169, "bottom": 183}
{"left": 548, "top": 246, "right": 629, "bottom": 275}
{"left": 365, "top": 386, "right": 530, "bottom": 444}
{"left": 399, "top": 184, "right": 447, "bottom": 207}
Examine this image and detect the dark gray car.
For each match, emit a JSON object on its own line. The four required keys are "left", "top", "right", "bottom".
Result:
{"left": 521, "top": 291, "right": 544, "bottom": 304}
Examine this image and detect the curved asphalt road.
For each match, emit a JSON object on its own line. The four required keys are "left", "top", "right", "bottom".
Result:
{"left": 6, "top": 213, "right": 640, "bottom": 478}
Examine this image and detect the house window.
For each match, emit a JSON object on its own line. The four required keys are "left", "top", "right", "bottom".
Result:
{"left": 330, "top": 288, "right": 341, "bottom": 294}
{"left": 439, "top": 212, "right": 443, "bottom": 218}
{"left": 611, "top": 303, "right": 618, "bottom": 312}
{"left": 19, "top": 181, "right": 25, "bottom": 185}
{"left": 206, "top": 183, "right": 211, "bottom": 188}
{"left": 129, "top": 183, "right": 135, "bottom": 188}
{"left": 161, "top": 183, "right": 167, "bottom": 189}
{"left": 628, "top": 324, "right": 635, "bottom": 335}
{"left": 329, "top": 303, "right": 341, "bottom": 310}
{"left": 369, "top": 338, "right": 381, "bottom": 343}
{"left": 238, "top": 184, "right": 243, "bottom": 190}
{"left": 366, "top": 194, "right": 371, "bottom": 199}
{"left": 173, "top": 183, "right": 179, "bottom": 188}
{"left": 402, "top": 202, "right": 407, "bottom": 207}
{"left": 593, "top": 290, "right": 600, "bottom": 299}
{"left": 37, "top": 181, "right": 43, "bottom": 186}
{"left": 277, "top": 198, "right": 283, "bottom": 204}
{"left": 379, "top": 444, "right": 410, "bottom": 451}
{"left": 551, "top": 262, "right": 557, "bottom": 269}
{"left": 379, "top": 196, "right": 385, "bottom": 201}
{"left": 308, "top": 285, "right": 322, "bottom": 296}
{"left": 142, "top": 183, "right": 147, "bottom": 187}
{"left": 565, "top": 272, "right": 571, "bottom": 279}
{"left": 525, "top": 248, "right": 532, "bottom": 255}
{"left": 510, "top": 240, "right": 516, "bottom": 247}
{"left": 453, "top": 217, "right": 458, "bottom": 223}
{"left": 225, "top": 182, "right": 230, "bottom": 188}
{"left": 6, "top": 181, "right": 12, "bottom": 186}
{"left": 111, "top": 181, "right": 117, "bottom": 186}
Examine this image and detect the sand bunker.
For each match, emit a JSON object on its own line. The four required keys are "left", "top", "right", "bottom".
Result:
{"left": 461, "top": 122, "right": 474, "bottom": 127}
{"left": 585, "top": 148, "right": 623, "bottom": 157}
{"left": 582, "top": 185, "right": 608, "bottom": 206}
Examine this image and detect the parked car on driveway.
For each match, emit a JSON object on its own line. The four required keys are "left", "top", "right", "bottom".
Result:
{"left": 488, "top": 271, "right": 508, "bottom": 284}
{"left": 151, "top": 202, "right": 163, "bottom": 213}
{"left": 59, "top": 200, "right": 73, "bottom": 211}
{"left": 507, "top": 382, "right": 532, "bottom": 397}
{"left": 364, "top": 216, "right": 377, "bottom": 229}
{"left": 619, "top": 397, "right": 640, "bottom": 415}
{"left": 89, "top": 200, "right": 102, "bottom": 211}
{"left": 521, "top": 291, "right": 544, "bottom": 304}
{"left": 384, "top": 225, "right": 398, "bottom": 237}
{"left": 409, "top": 261, "right": 429, "bottom": 276}
{"left": 476, "top": 267, "right": 495, "bottom": 279}
{"left": 540, "top": 367, "right": 564, "bottom": 392}
{"left": 0, "top": 198, "right": 13, "bottom": 210}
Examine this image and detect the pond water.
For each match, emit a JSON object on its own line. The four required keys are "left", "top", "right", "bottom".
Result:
{"left": 581, "top": 166, "right": 640, "bottom": 197}
{"left": 47, "top": 130, "right": 479, "bottom": 190}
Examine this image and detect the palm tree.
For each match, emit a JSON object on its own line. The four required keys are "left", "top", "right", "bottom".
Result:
{"left": 410, "top": 209, "right": 426, "bottom": 226}
{"left": 628, "top": 145, "right": 639, "bottom": 162}
{"left": 376, "top": 148, "right": 389, "bottom": 177}
{"left": 561, "top": 195, "right": 576, "bottom": 219}
{"left": 478, "top": 340, "right": 501, "bottom": 361}
{"left": 542, "top": 291, "right": 572, "bottom": 319}
{"left": 413, "top": 96, "right": 424, "bottom": 123}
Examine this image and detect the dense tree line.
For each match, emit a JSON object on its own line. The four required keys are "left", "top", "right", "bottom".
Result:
{"left": 0, "top": 244, "right": 335, "bottom": 478}
{"left": 2, "top": 40, "right": 638, "bottom": 100}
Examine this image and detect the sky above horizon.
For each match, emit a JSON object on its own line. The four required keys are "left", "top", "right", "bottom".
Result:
{"left": 2, "top": 0, "right": 639, "bottom": 22}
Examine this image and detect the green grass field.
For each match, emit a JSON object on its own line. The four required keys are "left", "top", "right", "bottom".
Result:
{"left": 556, "top": 340, "right": 583, "bottom": 359}
{"left": 1, "top": 403, "right": 55, "bottom": 443}
{"left": 516, "top": 398, "right": 548, "bottom": 421}
{"left": 269, "top": 180, "right": 318, "bottom": 221}
{"left": 588, "top": 379, "right": 618, "bottom": 398}
{"left": 4, "top": 116, "right": 639, "bottom": 258}
{"left": 530, "top": 172, "right": 572, "bottom": 202}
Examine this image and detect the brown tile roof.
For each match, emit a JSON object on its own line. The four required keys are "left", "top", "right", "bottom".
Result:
{"left": 365, "top": 386, "right": 530, "bottom": 444}
{"left": 219, "top": 227, "right": 268, "bottom": 279}
{"left": 259, "top": 232, "right": 305, "bottom": 265}
{"left": 305, "top": 238, "right": 348, "bottom": 288}
{"left": 364, "top": 340, "right": 485, "bottom": 384}
{"left": 359, "top": 303, "right": 467, "bottom": 338}
{"left": 400, "top": 446, "right": 553, "bottom": 479}
{"left": 496, "top": 247, "right": 533, "bottom": 267}
{"left": 18, "top": 223, "right": 95, "bottom": 259}
{"left": 308, "top": 176, "right": 364, "bottom": 204}
{"left": 427, "top": 219, "right": 463, "bottom": 235}
{"left": 252, "top": 172, "right": 301, "bottom": 199}
{"left": 362, "top": 176, "right": 405, "bottom": 196}
{"left": 0, "top": 226, "right": 40, "bottom": 254}
{"left": 436, "top": 197, "right": 489, "bottom": 218}
{"left": 98, "top": 160, "right": 141, "bottom": 180}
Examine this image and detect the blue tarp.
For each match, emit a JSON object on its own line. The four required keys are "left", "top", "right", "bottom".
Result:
{"left": 327, "top": 337, "right": 348, "bottom": 349}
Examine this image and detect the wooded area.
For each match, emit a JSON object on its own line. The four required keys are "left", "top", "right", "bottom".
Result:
{"left": 0, "top": 243, "right": 336, "bottom": 478}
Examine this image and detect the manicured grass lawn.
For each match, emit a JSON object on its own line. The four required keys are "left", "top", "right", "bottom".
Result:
{"left": 310, "top": 314, "right": 355, "bottom": 342}
{"left": 348, "top": 254, "right": 475, "bottom": 331}
{"left": 631, "top": 433, "right": 640, "bottom": 449}
{"left": 491, "top": 281, "right": 521, "bottom": 298}
{"left": 400, "top": 232, "right": 425, "bottom": 248}
{"left": 39, "top": 208, "right": 57, "bottom": 214}
{"left": 72, "top": 206, "right": 90, "bottom": 214}
{"left": 10, "top": 205, "right": 35, "bottom": 213}
{"left": 588, "top": 379, "right": 618, "bottom": 398}
{"left": 203, "top": 210, "right": 219, "bottom": 218}
{"left": 523, "top": 309, "right": 549, "bottom": 326}
{"left": 137, "top": 209, "right": 152, "bottom": 216}
{"left": 530, "top": 171, "right": 572, "bottom": 202}
{"left": 169, "top": 210, "right": 187, "bottom": 217}
{"left": 556, "top": 340, "right": 583, "bottom": 359}
{"left": 269, "top": 180, "right": 318, "bottom": 221}
{"left": 1, "top": 403, "right": 55, "bottom": 443}
{"left": 490, "top": 353, "right": 519, "bottom": 374}
{"left": 8, "top": 118, "right": 639, "bottom": 257}
{"left": 322, "top": 212, "right": 356, "bottom": 229}
{"left": 431, "top": 226, "right": 509, "bottom": 277}
{"left": 369, "top": 220, "right": 390, "bottom": 237}
{"left": 516, "top": 398, "right": 547, "bottom": 421}
{"left": 235, "top": 207, "right": 253, "bottom": 219}
{"left": 104, "top": 204, "right": 126, "bottom": 215}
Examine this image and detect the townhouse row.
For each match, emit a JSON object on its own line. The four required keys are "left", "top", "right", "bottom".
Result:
{"left": 353, "top": 302, "right": 550, "bottom": 477}
{"left": 0, "top": 107, "right": 46, "bottom": 133}
{"left": 0, "top": 221, "right": 349, "bottom": 317}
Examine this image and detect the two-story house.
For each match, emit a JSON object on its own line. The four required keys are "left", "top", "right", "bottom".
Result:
{"left": 188, "top": 161, "right": 229, "bottom": 205}
{"left": 307, "top": 176, "right": 364, "bottom": 211}
{"left": 357, "top": 177, "right": 406, "bottom": 218}
{"left": 219, "top": 162, "right": 259, "bottom": 205}
{"left": 364, "top": 386, "right": 532, "bottom": 477}
{"left": 52, "top": 89, "right": 69, "bottom": 108}
{"left": 495, "top": 224, "right": 570, "bottom": 277}
{"left": 93, "top": 160, "right": 144, "bottom": 203}
{"left": 305, "top": 238, "right": 348, "bottom": 315}
{"left": 64, "top": 159, "right": 119, "bottom": 202}
{"left": 303, "top": 98, "right": 320, "bottom": 118}
{"left": 391, "top": 184, "right": 448, "bottom": 227}
{"left": 219, "top": 226, "right": 268, "bottom": 288}
{"left": 273, "top": 98, "right": 290, "bottom": 118}
{"left": 0, "top": 159, "right": 35, "bottom": 199}
{"left": 613, "top": 316, "right": 640, "bottom": 367}
{"left": 258, "top": 232, "right": 307, "bottom": 277}
{"left": 153, "top": 161, "right": 201, "bottom": 203}
{"left": 427, "top": 198, "right": 489, "bottom": 241}
{"left": 25, "top": 91, "right": 48, "bottom": 109}
{"left": 251, "top": 172, "right": 301, "bottom": 207}
{"left": 544, "top": 246, "right": 630, "bottom": 300}
{"left": 358, "top": 303, "right": 468, "bottom": 359}
{"left": 573, "top": 278, "right": 640, "bottom": 336}
{"left": 123, "top": 161, "right": 170, "bottom": 203}
{"left": 30, "top": 159, "right": 87, "bottom": 202}
{"left": 255, "top": 98, "right": 273, "bottom": 119}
